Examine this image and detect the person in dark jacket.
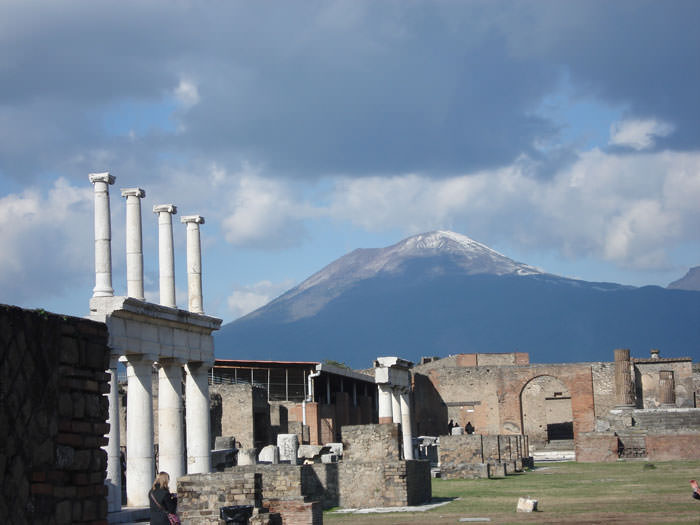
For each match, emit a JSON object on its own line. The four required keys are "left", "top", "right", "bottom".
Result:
{"left": 149, "top": 471, "right": 177, "bottom": 525}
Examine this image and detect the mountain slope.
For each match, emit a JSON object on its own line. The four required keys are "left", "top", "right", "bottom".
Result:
{"left": 668, "top": 266, "right": 700, "bottom": 291}
{"left": 215, "top": 231, "right": 700, "bottom": 368}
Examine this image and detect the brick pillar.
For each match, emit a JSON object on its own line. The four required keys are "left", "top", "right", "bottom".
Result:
{"left": 658, "top": 370, "right": 676, "bottom": 406}
{"left": 614, "top": 348, "right": 635, "bottom": 407}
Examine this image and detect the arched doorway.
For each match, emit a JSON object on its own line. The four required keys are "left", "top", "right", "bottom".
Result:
{"left": 520, "top": 375, "right": 573, "bottom": 449}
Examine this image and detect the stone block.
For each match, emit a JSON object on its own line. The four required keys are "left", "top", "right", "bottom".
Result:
{"left": 238, "top": 449, "right": 257, "bottom": 466}
{"left": 258, "top": 445, "right": 279, "bottom": 464}
{"left": 321, "top": 454, "right": 338, "bottom": 464}
{"left": 277, "top": 434, "right": 299, "bottom": 464}
{"left": 517, "top": 497, "right": 538, "bottom": 512}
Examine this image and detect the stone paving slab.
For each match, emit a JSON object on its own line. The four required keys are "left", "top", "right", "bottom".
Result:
{"left": 332, "top": 497, "right": 456, "bottom": 514}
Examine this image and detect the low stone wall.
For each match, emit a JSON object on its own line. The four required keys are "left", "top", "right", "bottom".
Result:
{"left": 439, "top": 434, "right": 530, "bottom": 479}
{"left": 177, "top": 471, "right": 261, "bottom": 523}
{"left": 338, "top": 460, "right": 431, "bottom": 508}
{"left": 575, "top": 433, "right": 619, "bottom": 462}
{"left": 645, "top": 433, "right": 700, "bottom": 461}
{"left": 0, "top": 305, "right": 110, "bottom": 525}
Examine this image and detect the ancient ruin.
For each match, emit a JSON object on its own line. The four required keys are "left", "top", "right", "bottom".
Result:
{"left": 87, "top": 173, "right": 221, "bottom": 511}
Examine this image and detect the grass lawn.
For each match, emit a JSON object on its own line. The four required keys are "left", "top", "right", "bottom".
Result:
{"left": 325, "top": 460, "right": 700, "bottom": 524}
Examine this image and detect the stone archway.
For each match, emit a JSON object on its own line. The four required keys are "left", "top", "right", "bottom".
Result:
{"left": 520, "top": 375, "right": 573, "bottom": 448}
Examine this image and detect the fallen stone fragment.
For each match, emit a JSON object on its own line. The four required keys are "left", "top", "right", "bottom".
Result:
{"left": 516, "top": 497, "right": 538, "bottom": 512}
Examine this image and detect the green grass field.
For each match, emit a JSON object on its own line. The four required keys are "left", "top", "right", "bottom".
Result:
{"left": 326, "top": 461, "right": 700, "bottom": 524}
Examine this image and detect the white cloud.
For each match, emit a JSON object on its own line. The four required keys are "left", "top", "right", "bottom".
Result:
{"left": 609, "top": 118, "right": 674, "bottom": 151}
{"left": 327, "top": 150, "right": 700, "bottom": 271}
{"left": 174, "top": 78, "right": 200, "bottom": 109}
{"left": 227, "top": 279, "right": 295, "bottom": 320}
{"left": 0, "top": 178, "right": 94, "bottom": 302}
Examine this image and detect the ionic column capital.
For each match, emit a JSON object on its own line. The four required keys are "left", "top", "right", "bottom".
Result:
{"left": 181, "top": 215, "right": 205, "bottom": 225}
{"left": 154, "top": 204, "right": 178, "bottom": 215}
{"left": 121, "top": 187, "right": 146, "bottom": 199}
{"left": 89, "top": 172, "right": 115, "bottom": 185}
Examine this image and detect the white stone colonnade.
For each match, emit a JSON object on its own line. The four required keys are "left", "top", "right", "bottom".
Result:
{"left": 374, "top": 357, "right": 414, "bottom": 460}
{"left": 88, "top": 173, "right": 221, "bottom": 511}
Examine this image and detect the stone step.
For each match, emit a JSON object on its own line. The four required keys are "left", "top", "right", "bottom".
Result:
{"left": 532, "top": 450, "right": 575, "bottom": 462}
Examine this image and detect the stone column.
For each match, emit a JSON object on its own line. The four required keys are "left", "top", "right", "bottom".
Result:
{"left": 89, "top": 172, "right": 115, "bottom": 297}
{"left": 154, "top": 204, "right": 178, "bottom": 308}
{"left": 391, "top": 388, "right": 402, "bottom": 425}
{"left": 399, "top": 389, "right": 414, "bottom": 460}
{"left": 123, "top": 355, "right": 155, "bottom": 507}
{"left": 158, "top": 359, "right": 185, "bottom": 485}
{"left": 104, "top": 358, "right": 121, "bottom": 512}
{"left": 658, "top": 370, "right": 676, "bottom": 406}
{"left": 181, "top": 215, "right": 205, "bottom": 313}
{"left": 121, "top": 188, "right": 146, "bottom": 300}
{"left": 185, "top": 361, "right": 212, "bottom": 474}
{"left": 614, "top": 348, "right": 635, "bottom": 407}
{"left": 377, "top": 384, "right": 393, "bottom": 424}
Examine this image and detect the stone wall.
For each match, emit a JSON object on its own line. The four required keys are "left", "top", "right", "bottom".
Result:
{"left": 177, "top": 471, "right": 261, "bottom": 523}
{"left": 439, "top": 433, "right": 529, "bottom": 479}
{"left": 337, "top": 460, "right": 431, "bottom": 508}
{"left": 634, "top": 358, "right": 694, "bottom": 408}
{"left": 575, "top": 433, "right": 619, "bottom": 462}
{"left": 210, "top": 383, "right": 269, "bottom": 450}
{"left": 414, "top": 359, "right": 595, "bottom": 441}
{"left": 0, "top": 305, "right": 110, "bottom": 524}
{"left": 645, "top": 433, "right": 700, "bottom": 461}
{"left": 591, "top": 362, "right": 616, "bottom": 422}
{"left": 341, "top": 423, "right": 401, "bottom": 462}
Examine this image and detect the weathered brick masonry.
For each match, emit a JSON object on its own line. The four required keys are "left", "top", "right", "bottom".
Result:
{"left": 439, "top": 433, "right": 530, "bottom": 479}
{"left": 0, "top": 305, "right": 110, "bottom": 525}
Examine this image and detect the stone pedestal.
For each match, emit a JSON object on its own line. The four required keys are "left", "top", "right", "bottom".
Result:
{"left": 237, "top": 449, "right": 257, "bottom": 466}
{"left": 277, "top": 434, "right": 299, "bottom": 465}
{"left": 258, "top": 445, "right": 279, "bottom": 464}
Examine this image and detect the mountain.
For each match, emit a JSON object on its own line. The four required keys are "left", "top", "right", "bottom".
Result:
{"left": 668, "top": 266, "right": 700, "bottom": 291}
{"left": 215, "top": 231, "right": 700, "bottom": 368}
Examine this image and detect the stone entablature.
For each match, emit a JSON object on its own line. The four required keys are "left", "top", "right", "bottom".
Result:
{"left": 89, "top": 296, "right": 219, "bottom": 363}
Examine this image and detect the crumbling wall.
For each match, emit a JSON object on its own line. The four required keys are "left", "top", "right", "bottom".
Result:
{"left": 210, "top": 383, "right": 269, "bottom": 449}
{"left": 634, "top": 359, "right": 694, "bottom": 408}
{"left": 341, "top": 423, "right": 401, "bottom": 462}
{"left": 337, "top": 460, "right": 430, "bottom": 508}
{"left": 591, "top": 362, "right": 616, "bottom": 421}
{"left": 177, "top": 471, "right": 261, "bottom": 523}
{"left": 575, "top": 433, "right": 619, "bottom": 462}
{"left": 439, "top": 433, "right": 529, "bottom": 479}
{"left": 0, "top": 305, "right": 110, "bottom": 524}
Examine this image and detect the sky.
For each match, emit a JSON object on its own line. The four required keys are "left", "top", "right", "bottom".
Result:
{"left": 1, "top": 0, "right": 700, "bottom": 325}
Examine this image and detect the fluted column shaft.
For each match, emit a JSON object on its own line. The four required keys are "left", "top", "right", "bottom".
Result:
{"left": 399, "top": 389, "right": 414, "bottom": 460}
{"left": 104, "top": 361, "right": 121, "bottom": 512}
{"left": 614, "top": 348, "right": 635, "bottom": 407}
{"left": 158, "top": 360, "right": 185, "bottom": 485}
{"left": 124, "top": 356, "right": 155, "bottom": 507}
{"left": 122, "top": 188, "right": 146, "bottom": 300}
{"left": 154, "top": 204, "right": 177, "bottom": 308}
{"left": 185, "top": 362, "right": 211, "bottom": 474}
{"left": 181, "top": 215, "right": 205, "bottom": 313}
{"left": 89, "top": 172, "right": 115, "bottom": 297}
{"left": 658, "top": 370, "right": 675, "bottom": 405}
{"left": 378, "top": 384, "right": 393, "bottom": 424}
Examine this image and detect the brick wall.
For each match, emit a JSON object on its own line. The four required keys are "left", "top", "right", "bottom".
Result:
{"left": 645, "top": 433, "right": 700, "bottom": 461}
{"left": 0, "top": 305, "right": 110, "bottom": 524}
{"left": 575, "top": 433, "right": 619, "bottom": 462}
{"left": 634, "top": 359, "right": 694, "bottom": 408}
